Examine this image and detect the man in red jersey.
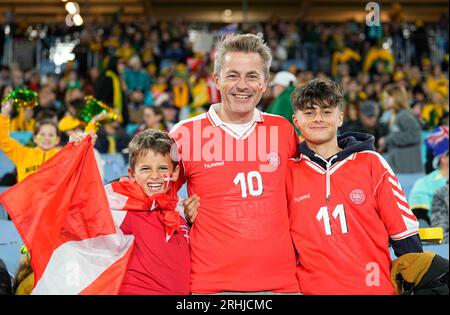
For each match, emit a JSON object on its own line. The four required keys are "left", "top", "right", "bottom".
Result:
{"left": 287, "top": 78, "right": 423, "bottom": 294}
{"left": 170, "top": 34, "right": 300, "bottom": 294}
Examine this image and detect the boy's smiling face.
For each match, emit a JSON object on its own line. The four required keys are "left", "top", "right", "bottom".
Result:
{"left": 293, "top": 103, "right": 343, "bottom": 146}
{"left": 129, "top": 150, "right": 179, "bottom": 197}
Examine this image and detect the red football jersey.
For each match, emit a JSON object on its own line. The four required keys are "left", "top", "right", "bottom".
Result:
{"left": 170, "top": 104, "right": 299, "bottom": 293}
{"left": 286, "top": 150, "right": 420, "bottom": 294}
{"left": 108, "top": 190, "right": 191, "bottom": 295}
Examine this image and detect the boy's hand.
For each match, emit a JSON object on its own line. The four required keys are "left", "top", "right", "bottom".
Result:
{"left": 1, "top": 99, "right": 13, "bottom": 117}
{"left": 69, "top": 131, "right": 98, "bottom": 146}
{"left": 184, "top": 194, "right": 200, "bottom": 224}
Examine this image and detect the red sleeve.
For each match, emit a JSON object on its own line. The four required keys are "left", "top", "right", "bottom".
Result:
{"left": 169, "top": 128, "right": 187, "bottom": 193}
{"left": 173, "top": 161, "right": 186, "bottom": 192}
{"left": 371, "top": 153, "right": 420, "bottom": 241}
{"left": 286, "top": 121, "right": 299, "bottom": 158}
{"left": 285, "top": 160, "right": 296, "bottom": 222}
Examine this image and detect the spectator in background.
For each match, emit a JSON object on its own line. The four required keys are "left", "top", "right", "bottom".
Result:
{"left": 95, "top": 56, "right": 126, "bottom": 125}
{"left": 123, "top": 55, "right": 153, "bottom": 106}
{"left": 65, "top": 70, "right": 81, "bottom": 91}
{"left": 412, "top": 20, "right": 430, "bottom": 67}
{"left": 422, "top": 90, "right": 448, "bottom": 130}
{"left": 34, "top": 83, "right": 58, "bottom": 120}
{"left": 425, "top": 114, "right": 449, "bottom": 173}
{"left": 266, "top": 71, "right": 298, "bottom": 128}
{"left": 126, "top": 89, "right": 146, "bottom": 125}
{"left": 0, "top": 66, "right": 11, "bottom": 86}
{"left": 340, "top": 100, "right": 388, "bottom": 151}
{"left": 378, "top": 84, "right": 423, "bottom": 174}
{"left": 0, "top": 259, "right": 12, "bottom": 295}
{"left": 161, "top": 101, "right": 178, "bottom": 131}
{"left": 12, "top": 251, "right": 33, "bottom": 295}
{"left": 431, "top": 182, "right": 449, "bottom": 243}
{"left": 10, "top": 67, "right": 24, "bottom": 89}
{"left": 135, "top": 106, "right": 164, "bottom": 134}
{"left": 94, "top": 120, "right": 131, "bottom": 156}
{"left": 83, "top": 67, "right": 100, "bottom": 96}
{"left": 1, "top": 99, "right": 60, "bottom": 182}
{"left": 340, "top": 102, "right": 360, "bottom": 133}
{"left": 409, "top": 127, "right": 449, "bottom": 227}
{"left": 26, "top": 71, "right": 40, "bottom": 92}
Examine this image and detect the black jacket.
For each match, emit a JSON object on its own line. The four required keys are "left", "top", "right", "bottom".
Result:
{"left": 0, "top": 259, "right": 12, "bottom": 295}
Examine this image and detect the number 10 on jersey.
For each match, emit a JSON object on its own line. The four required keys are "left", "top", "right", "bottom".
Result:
{"left": 233, "top": 171, "right": 263, "bottom": 198}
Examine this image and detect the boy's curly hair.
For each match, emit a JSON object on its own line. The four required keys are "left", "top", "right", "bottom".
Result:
{"left": 291, "top": 78, "right": 344, "bottom": 112}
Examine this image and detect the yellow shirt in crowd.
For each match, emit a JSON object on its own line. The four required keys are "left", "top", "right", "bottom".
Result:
{"left": 0, "top": 115, "right": 59, "bottom": 182}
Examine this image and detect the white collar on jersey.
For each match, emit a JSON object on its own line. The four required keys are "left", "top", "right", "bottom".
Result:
{"left": 207, "top": 103, "right": 264, "bottom": 127}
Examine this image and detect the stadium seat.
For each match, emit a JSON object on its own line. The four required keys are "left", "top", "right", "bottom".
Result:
{"left": 396, "top": 172, "right": 425, "bottom": 200}
{"left": 0, "top": 220, "right": 23, "bottom": 278}
{"left": 0, "top": 152, "right": 15, "bottom": 179}
{"left": 0, "top": 186, "right": 9, "bottom": 220}
{"left": 390, "top": 243, "right": 449, "bottom": 260}
{"left": 100, "top": 154, "right": 129, "bottom": 184}
{"left": 10, "top": 131, "right": 32, "bottom": 145}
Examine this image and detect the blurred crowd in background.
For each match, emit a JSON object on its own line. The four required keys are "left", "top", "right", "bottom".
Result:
{"left": 0, "top": 14, "right": 449, "bottom": 230}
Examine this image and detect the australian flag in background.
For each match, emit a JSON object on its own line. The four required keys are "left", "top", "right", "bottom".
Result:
{"left": 426, "top": 126, "right": 449, "bottom": 158}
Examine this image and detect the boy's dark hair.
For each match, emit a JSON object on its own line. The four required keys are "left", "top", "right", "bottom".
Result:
{"left": 291, "top": 78, "right": 344, "bottom": 112}
{"left": 128, "top": 129, "right": 177, "bottom": 170}
{"left": 33, "top": 119, "right": 60, "bottom": 137}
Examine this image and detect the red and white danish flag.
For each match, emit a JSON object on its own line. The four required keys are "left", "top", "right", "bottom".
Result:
{"left": 0, "top": 136, "right": 134, "bottom": 294}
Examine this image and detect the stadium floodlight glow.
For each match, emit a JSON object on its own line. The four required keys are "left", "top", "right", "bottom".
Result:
{"left": 50, "top": 41, "right": 77, "bottom": 67}
{"left": 73, "top": 14, "right": 83, "bottom": 26}
{"left": 224, "top": 9, "right": 232, "bottom": 17}
{"left": 65, "top": 14, "right": 74, "bottom": 27}
{"left": 65, "top": 2, "right": 79, "bottom": 15}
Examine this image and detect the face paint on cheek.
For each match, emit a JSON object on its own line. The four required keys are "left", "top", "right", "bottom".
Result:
{"left": 161, "top": 173, "right": 174, "bottom": 191}
{"left": 49, "top": 136, "right": 58, "bottom": 145}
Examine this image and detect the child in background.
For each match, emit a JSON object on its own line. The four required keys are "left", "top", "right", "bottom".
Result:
{"left": 0, "top": 99, "right": 60, "bottom": 182}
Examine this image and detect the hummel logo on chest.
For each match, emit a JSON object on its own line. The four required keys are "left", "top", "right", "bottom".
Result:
{"left": 204, "top": 161, "right": 225, "bottom": 169}
{"left": 294, "top": 193, "right": 311, "bottom": 202}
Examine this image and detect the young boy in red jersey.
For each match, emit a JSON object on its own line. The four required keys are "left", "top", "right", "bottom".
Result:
{"left": 287, "top": 78, "right": 423, "bottom": 294}
{"left": 102, "top": 129, "right": 194, "bottom": 294}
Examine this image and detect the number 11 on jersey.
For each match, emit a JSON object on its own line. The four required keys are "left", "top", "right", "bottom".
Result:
{"left": 316, "top": 204, "right": 348, "bottom": 235}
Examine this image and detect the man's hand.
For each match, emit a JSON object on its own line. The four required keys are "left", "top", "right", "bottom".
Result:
{"left": 69, "top": 131, "right": 98, "bottom": 146}
{"left": 1, "top": 99, "right": 13, "bottom": 117}
{"left": 184, "top": 194, "right": 200, "bottom": 224}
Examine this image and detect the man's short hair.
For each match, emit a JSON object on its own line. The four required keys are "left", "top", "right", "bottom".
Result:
{"left": 291, "top": 78, "right": 344, "bottom": 112}
{"left": 128, "top": 129, "right": 177, "bottom": 170}
{"left": 214, "top": 33, "right": 272, "bottom": 81}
